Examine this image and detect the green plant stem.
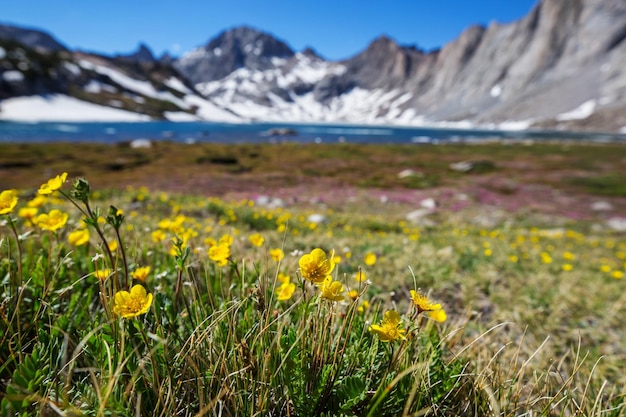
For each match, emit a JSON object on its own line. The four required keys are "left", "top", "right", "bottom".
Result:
{"left": 114, "top": 227, "right": 129, "bottom": 290}
{"left": 6, "top": 215, "right": 23, "bottom": 296}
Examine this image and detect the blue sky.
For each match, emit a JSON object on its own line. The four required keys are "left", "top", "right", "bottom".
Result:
{"left": 1, "top": 0, "right": 538, "bottom": 60}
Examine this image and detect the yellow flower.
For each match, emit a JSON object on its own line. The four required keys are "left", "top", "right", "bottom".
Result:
{"left": 276, "top": 282, "right": 296, "bottom": 301}
{"left": 508, "top": 255, "right": 519, "bottom": 263}
{"left": 563, "top": 251, "right": 575, "bottom": 261}
{"left": 600, "top": 265, "right": 611, "bottom": 273}
{"left": 355, "top": 270, "right": 367, "bottom": 282}
{"left": 357, "top": 300, "right": 370, "bottom": 313}
{"left": 612, "top": 270, "right": 624, "bottom": 279}
{"left": 131, "top": 266, "right": 151, "bottom": 282}
{"left": 410, "top": 290, "right": 447, "bottom": 322}
{"left": 38, "top": 172, "right": 68, "bottom": 195}
{"left": 562, "top": 263, "right": 573, "bottom": 272}
{"left": 270, "top": 248, "right": 285, "bottom": 262}
{"left": 540, "top": 252, "right": 553, "bottom": 264}
{"left": 36, "top": 209, "right": 68, "bottom": 231}
{"left": 18, "top": 207, "right": 38, "bottom": 221}
{"left": 68, "top": 228, "right": 90, "bottom": 246}
{"left": 158, "top": 218, "right": 172, "bottom": 230}
{"left": 208, "top": 243, "right": 230, "bottom": 266}
{"left": 95, "top": 269, "right": 111, "bottom": 280}
{"left": 249, "top": 233, "right": 264, "bottom": 247}
{"left": 484, "top": 249, "right": 492, "bottom": 257}
{"left": 0, "top": 189, "right": 18, "bottom": 215}
{"left": 27, "top": 195, "right": 48, "bottom": 208}
{"left": 113, "top": 285, "right": 153, "bottom": 318}
{"left": 299, "top": 248, "right": 334, "bottom": 284}
{"left": 319, "top": 276, "right": 344, "bottom": 302}
{"left": 364, "top": 252, "right": 377, "bottom": 266}
{"left": 108, "top": 240, "right": 118, "bottom": 252}
{"left": 219, "top": 234, "right": 234, "bottom": 246}
{"left": 348, "top": 289, "right": 359, "bottom": 300}
{"left": 277, "top": 273, "right": 290, "bottom": 284}
{"left": 151, "top": 230, "right": 166, "bottom": 243}
{"left": 369, "top": 310, "right": 406, "bottom": 342}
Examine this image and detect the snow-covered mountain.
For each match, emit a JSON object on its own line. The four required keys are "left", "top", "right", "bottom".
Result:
{"left": 2, "top": 0, "right": 626, "bottom": 131}
{"left": 174, "top": 0, "right": 626, "bottom": 131}
{"left": 0, "top": 33, "right": 238, "bottom": 122}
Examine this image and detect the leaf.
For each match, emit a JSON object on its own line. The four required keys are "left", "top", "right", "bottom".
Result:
{"left": 1, "top": 344, "right": 50, "bottom": 414}
{"left": 336, "top": 376, "right": 367, "bottom": 412}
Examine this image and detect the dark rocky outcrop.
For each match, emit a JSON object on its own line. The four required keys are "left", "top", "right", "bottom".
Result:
{"left": 116, "top": 43, "right": 156, "bottom": 63}
{"left": 175, "top": 26, "right": 295, "bottom": 84}
{"left": 0, "top": 23, "right": 68, "bottom": 52}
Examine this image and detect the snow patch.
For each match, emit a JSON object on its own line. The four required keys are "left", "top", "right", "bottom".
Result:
{"left": 183, "top": 95, "right": 242, "bottom": 122}
{"left": 497, "top": 119, "right": 533, "bottom": 130}
{"left": 490, "top": 84, "right": 502, "bottom": 98}
{"left": 0, "top": 94, "right": 151, "bottom": 122}
{"left": 164, "top": 111, "right": 199, "bottom": 121}
{"left": 63, "top": 61, "right": 81, "bottom": 76}
{"left": 213, "top": 47, "right": 222, "bottom": 57}
{"left": 556, "top": 100, "right": 596, "bottom": 121}
{"left": 78, "top": 59, "right": 189, "bottom": 109}
{"left": 0, "top": 47, "right": 5, "bottom": 59}
{"left": 164, "top": 77, "right": 193, "bottom": 95}
{"left": 84, "top": 80, "right": 118, "bottom": 94}
{"left": 2, "top": 70, "right": 24, "bottom": 82}
{"left": 271, "top": 57, "right": 287, "bottom": 66}
{"left": 178, "top": 48, "right": 212, "bottom": 64}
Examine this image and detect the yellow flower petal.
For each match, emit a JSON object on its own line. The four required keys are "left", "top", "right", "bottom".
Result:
{"left": 319, "top": 276, "right": 344, "bottom": 302}
{"left": 0, "top": 189, "right": 19, "bottom": 215}
{"left": 299, "top": 248, "right": 334, "bottom": 284}
{"left": 369, "top": 310, "right": 405, "bottom": 342}
{"left": 276, "top": 282, "right": 296, "bottom": 301}
{"left": 113, "top": 284, "right": 153, "bottom": 318}
{"left": 38, "top": 172, "right": 67, "bottom": 195}
{"left": 427, "top": 309, "right": 447, "bottom": 322}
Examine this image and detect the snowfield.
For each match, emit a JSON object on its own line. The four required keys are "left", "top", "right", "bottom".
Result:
{"left": 0, "top": 95, "right": 151, "bottom": 122}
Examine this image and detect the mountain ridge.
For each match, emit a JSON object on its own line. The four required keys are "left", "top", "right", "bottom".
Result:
{"left": 1, "top": 0, "right": 626, "bottom": 132}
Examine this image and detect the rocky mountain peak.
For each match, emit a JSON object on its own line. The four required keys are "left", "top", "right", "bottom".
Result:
{"left": 115, "top": 42, "right": 156, "bottom": 63}
{"left": 175, "top": 26, "right": 294, "bottom": 84}
{"left": 301, "top": 46, "right": 323, "bottom": 60}
{"left": 344, "top": 35, "right": 428, "bottom": 89}
{"left": 0, "top": 23, "right": 67, "bottom": 53}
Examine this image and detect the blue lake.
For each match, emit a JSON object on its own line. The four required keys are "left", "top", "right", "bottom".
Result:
{"left": 0, "top": 121, "right": 624, "bottom": 144}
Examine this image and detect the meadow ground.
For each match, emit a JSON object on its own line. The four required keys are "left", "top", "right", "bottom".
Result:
{"left": 0, "top": 140, "right": 625, "bottom": 416}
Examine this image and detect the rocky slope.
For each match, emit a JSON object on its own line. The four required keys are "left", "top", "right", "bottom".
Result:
{"left": 0, "top": 30, "right": 237, "bottom": 121}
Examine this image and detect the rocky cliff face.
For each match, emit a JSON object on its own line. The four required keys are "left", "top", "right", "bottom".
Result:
{"left": 399, "top": 0, "right": 626, "bottom": 129}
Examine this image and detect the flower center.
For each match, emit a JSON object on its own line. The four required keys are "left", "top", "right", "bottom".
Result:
{"left": 128, "top": 297, "right": 142, "bottom": 312}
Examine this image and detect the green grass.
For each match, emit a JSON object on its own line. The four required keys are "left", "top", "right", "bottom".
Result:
{"left": 568, "top": 174, "right": 626, "bottom": 197}
{"left": 1, "top": 172, "right": 625, "bottom": 416}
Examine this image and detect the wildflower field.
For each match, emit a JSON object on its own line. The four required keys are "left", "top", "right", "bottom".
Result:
{"left": 1, "top": 141, "right": 625, "bottom": 416}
